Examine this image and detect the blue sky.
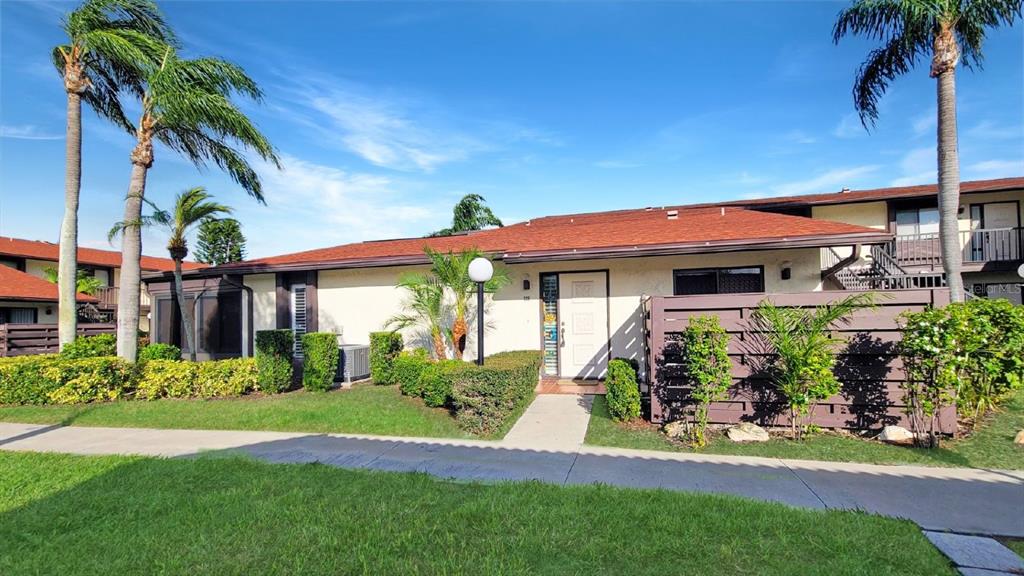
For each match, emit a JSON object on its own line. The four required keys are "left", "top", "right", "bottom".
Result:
{"left": 1, "top": 1, "right": 1022, "bottom": 258}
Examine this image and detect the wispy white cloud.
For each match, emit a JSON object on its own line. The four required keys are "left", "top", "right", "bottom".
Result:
{"left": 966, "top": 120, "right": 1023, "bottom": 141}
{"left": 771, "top": 165, "right": 879, "bottom": 196}
{"left": 594, "top": 159, "right": 642, "bottom": 169}
{"left": 889, "top": 147, "right": 935, "bottom": 187}
{"left": 911, "top": 109, "right": 936, "bottom": 136}
{"left": 832, "top": 112, "right": 865, "bottom": 139}
{"left": 235, "top": 153, "right": 444, "bottom": 256}
{"left": 783, "top": 129, "right": 817, "bottom": 144}
{"left": 0, "top": 124, "right": 61, "bottom": 140}
{"left": 963, "top": 159, "right": 1024, "bottom": 180}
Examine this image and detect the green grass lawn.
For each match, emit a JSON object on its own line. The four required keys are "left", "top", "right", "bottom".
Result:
{"left": 585, "top": 389, "right": 1024, "bottom": 470}
{"left": 0, "top": 384, "right": 473, "bottom": 439}
{"left": 1001, "top": 539, "right": 1024, "bottom": 559}
{"left": 0, "top": 451, "right": 954, "bottom": 576}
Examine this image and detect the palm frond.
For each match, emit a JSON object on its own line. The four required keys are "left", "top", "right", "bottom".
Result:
{"left": 956, "top": 0, "right": 1024, "bottom": 69}
{"left": 852, "top": 32, "right": 927, "bottom": 126}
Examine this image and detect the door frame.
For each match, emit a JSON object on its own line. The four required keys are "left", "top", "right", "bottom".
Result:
{"left": 537, "top": 269, "right": 611, "bottom": 379}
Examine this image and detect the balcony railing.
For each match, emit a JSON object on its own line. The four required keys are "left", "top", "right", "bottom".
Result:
{"left": 891, "top": 227, "right": 1023, "bottom": 267}
{"left": 94, "top": 286, "right": 151, "bottom": 309}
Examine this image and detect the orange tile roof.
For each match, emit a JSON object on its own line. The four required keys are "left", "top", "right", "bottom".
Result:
{"left": 717, "top": 177, "right": 1024, "bottom": 208}
{"left": 0, "top": 237, "right": 207, "bottom": 272}
{"left": 224, "top": 205, "right": 889, "bottom": 269}
{"left": 0, "top": 265, "right": 97, "bottom": 303}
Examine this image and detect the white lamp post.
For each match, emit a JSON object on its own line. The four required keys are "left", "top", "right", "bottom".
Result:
{"left": 468, "top": 257, "right": 494, "bottom": 366}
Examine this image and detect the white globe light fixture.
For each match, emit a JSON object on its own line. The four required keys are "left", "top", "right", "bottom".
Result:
{"left": 468, "top": 257, "right": 494, "bottom": 365}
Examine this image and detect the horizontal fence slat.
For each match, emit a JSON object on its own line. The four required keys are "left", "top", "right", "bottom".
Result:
{"left": 0, "top": 323, "right": 116, "bottom": 357}
{"left": 646, "top": 289, "right": 955, "bottom": 433}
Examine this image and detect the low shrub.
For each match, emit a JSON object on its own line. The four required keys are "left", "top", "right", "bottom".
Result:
{"left": 419, "top": 360, "right": 461, "bottom": 407}
{"left": 301, "top": 333, "right": 339, "bottom": 392}
{"left": 197, "top": 358, "right": 258, "bottom": 398}
{"left": 137, "top": 360, "right": 197, "bottom": 400}
{"left": 605, "top": 359, "right": 641, "bottom": 422}
{"left": 60, "top": 334, "right": 116, "bottom": 359}
{"left": 256, "top": 329, "right": 294, "bottom": 394}
{"left": 394, "top": 349, "right": 431, "bottom": 396}
{"left": 138, "top": 343, "right": 182, "bottom": 362}
{"left": 0, "top": 355, "right": 61, "bottom": 405}
{"left": 44, "top": 357, "right": 135, "bottom": 404}
{"left": 612, "top": 356, "right": 640, "bottom": 377}
{"left": 370, "top": 331, "right": 404, "bottom": 385}
{"left": 449, "top": 351, "right": 541, "bottom": 435}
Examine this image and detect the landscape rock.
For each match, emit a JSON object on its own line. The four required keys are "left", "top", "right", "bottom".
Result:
{"left": 662, "top": 420, "right": 690, "bottom": 439}
{"left": 726, "top": 422, "right": 769, "bottom": 442}
{"left": 876, "top": 425, "right": 914, "bottom": 444}
{"left": 1014, "top": 430, "right": 1024, "bottom": 445}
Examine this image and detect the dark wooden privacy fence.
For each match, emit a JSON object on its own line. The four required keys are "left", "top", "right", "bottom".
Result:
{"left": 0, "top": 323, "right": 116, "bottom": 357}
{"left": 644, "top": 289, "right": 955, "bottom": 433}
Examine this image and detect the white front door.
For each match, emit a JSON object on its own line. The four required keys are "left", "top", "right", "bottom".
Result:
{"left": 982, "top": 202, "right": 1020, "bottom": 261}
{"left": 558, "top": 272, "right": 608, "bottom": 379}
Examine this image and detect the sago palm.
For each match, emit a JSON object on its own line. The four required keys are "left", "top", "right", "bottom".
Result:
{"left": 425, "top": 248, "right": 509, "bottom": 360}
{"left": 386, "top": 273, "right": 450, "bottom": 360}
{"left": 833, "top": 0, "right": 1022, "bottom": 302}
{"left": 114, "top": 48, "right": 279, "bottom": 360}
{"left": 52, "top": 0, "right": 173, "bottom": 348}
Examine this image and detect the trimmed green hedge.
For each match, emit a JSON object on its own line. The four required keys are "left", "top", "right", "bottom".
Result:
{"left": 301, "top": 333, "right": 339, "bottom": 392}
{"left": 138, "top": 343, "right": 182, "bottom": 362}
{"left": 0, "top": 355, "right": 134, "bottom": 405}
{"left": 197, "top": 358, "right": 259, "bottom": 398}
{"left": 394, "top": 350, "right": 431, "bottom": 396}
{"left": 449, "top": 351, "right": 542, "bottom": 435}
{"left": 605, "top": 358, "right": 640, "bottom": 421}
{"left": 137, "top": 360, "right": 197, "bottom": 400}
{"left": 419, "top": 360, "right": 461, "bottom": 408}
{"left": 255, "top": 330, "right": 294, "bottom": 394}
{"left": 0, "top": 355, "right": 61, "bottom": 405}
{"left": 60, "top": 334, "right": 116, "bottom": 359}
{"left": 370, "top": 332, "right": 403, "bottom": 385}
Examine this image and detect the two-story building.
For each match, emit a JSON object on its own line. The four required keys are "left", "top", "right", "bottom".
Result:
{"left": 0, "top": 236, "right": 205, "bottom": 329}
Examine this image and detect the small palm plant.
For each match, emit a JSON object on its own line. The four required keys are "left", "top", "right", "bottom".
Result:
{"left": 425, "top": 248, "right": 510, "bottom": 359}
{"left": 751, "top": 293, "right": 877, "bottom": 438}
{"left": 52, "top": 0, "right": 173, "bottom": 348}
{"left": 111, "top": 187, "right": 230, "bottom": 361}
{"left": 43, "top": 267, "right": 103, "bottom": 296}
{"left": 386, "top": 273, "right": 450, "bottom": 360}
{"left": 113, "top": 47, "right": 279, "bottom": 360}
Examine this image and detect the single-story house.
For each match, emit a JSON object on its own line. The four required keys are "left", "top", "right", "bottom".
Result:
{"left": 143, "top": 176, "right": 1023, "bottom": 378}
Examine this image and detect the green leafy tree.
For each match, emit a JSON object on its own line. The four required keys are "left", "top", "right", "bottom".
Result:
{"left": 113, "top": 47, "right": 279, "bottom": 360}
{"left": 752, "top": 293, "right": 877, "bottom": 438}
{"left": 833, "top": 0, "right": 1022, "bottom": 302}
{"left": 113, "top": 188, "right": 230, "bottom": 361}
{"left": 386, "top": 273, "right": 450, "bottom": 360}
{"left": 432, "top": 194, "right": 503, "bottom": 237}
{"left": 194, "top": 217, "right": 246, "bottom": 265}
{"left": 425, "top": 248, "right": 509, "bottom": 360}
{"left": 682, "top": 315, "right": 732, "bottom": 447}
{"left": 43, "top": 267, "right": 103, "bottom": 296}
{"left": 52, "top": 0, "right": 173, "bottom": 349}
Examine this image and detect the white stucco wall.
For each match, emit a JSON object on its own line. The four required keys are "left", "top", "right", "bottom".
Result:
{"left": 244, "top": 274, "right": 277, "bottom": 332}
{"left": 304, "top": 247, "right": 822, "bottom": 368}
{"left": 812, "top": 201, "right": 889, "bottom": 230}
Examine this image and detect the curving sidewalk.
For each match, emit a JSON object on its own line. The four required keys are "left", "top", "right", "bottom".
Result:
{"left": 1, "top": 400, "right": 1021, "bottom": 538}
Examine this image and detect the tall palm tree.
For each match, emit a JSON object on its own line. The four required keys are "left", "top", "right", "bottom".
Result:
{"left": 431, "top": 194, "right": 503, "bottom": 237}
{"left": 834, "top": 0, "right": 1022, "bottom": 302}
{"left": 386, "top": 273, "right": 450, "bottom": 360}
{"left": 52, "top": 0, "right": 173, "bottom": 349}
{"left": 425, "top": 248, "right": 509, "bottom": 360}
{"left": 114, "top": 48, "right": 279, "bottom": 360}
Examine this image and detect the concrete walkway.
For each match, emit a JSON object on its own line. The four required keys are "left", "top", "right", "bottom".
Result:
{"left": 501, "top": 394, "right": 593, "bottom": 450}
{"left": 1, "top": 419, "right": 1022, "bottom": 537}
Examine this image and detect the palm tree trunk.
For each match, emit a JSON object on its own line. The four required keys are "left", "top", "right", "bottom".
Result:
{"left": 58, "top": 91, "right": 82, "bottom": 349}
{"left": 116, "top": 161, "right": 149, "bottom": 360}
{"left": 451, "top": 315, "right": 467, "bottom": 360}
{"left": 934, "top": 32, "right": 964, "bottom": 302}
{"left": 173, "top": 258, "right": 196, "bottom": 361}
{"left": 432, "top": 329, "right": 447, "bottom": 360}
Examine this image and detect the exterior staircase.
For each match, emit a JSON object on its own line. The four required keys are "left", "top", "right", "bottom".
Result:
{"left": 823, "top": 246, "right": 947, "bottom": 291}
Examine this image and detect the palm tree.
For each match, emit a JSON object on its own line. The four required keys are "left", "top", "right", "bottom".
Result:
{"left": 52, "top": 0, "right": 173, "bottom": 349}
{"left": 425, "top": 248, "right": 509, "bottom": 360}
{"left": 386, "top": 273, "right": 450, "bottom": 360}
{"left": 833, "top": 0, "right": 1022, "bottom": 302}
{"left": 431, "top": 194, "right": 503, "bottom": 237}
{"left": 43, "top": 267, "right": 103, "bottom": 296}
{"left": 114, "top": 48, "right": 279, "bottom": 360}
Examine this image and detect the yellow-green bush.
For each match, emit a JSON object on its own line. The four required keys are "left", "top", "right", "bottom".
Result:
{"left": 197, "top": 358, "right": 258, "bottom": 398}
{"left": 44, "top": 357, "right": 135, "bottom": 404}
{"left": 0, "top": 355, "right": 61, "bottom": 405}
{"left": 137, "top": 360, "right": 198, "bottom": 400}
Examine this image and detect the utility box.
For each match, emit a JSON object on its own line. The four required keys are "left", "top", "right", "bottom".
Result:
{"left": 337, "top": 342, "right": 370, "bottom": 383}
